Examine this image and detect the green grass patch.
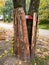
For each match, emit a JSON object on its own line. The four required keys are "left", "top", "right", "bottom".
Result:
{"left": 38, "top": 24, "right": 49, "bottom": 30}
{"left": 31, "top": 55, "right": 49, "bottom": 65}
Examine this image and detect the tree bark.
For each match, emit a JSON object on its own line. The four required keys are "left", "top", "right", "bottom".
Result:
{"left": 13, "top": 0, "right": 26, "bottom": 13}
{"left": 13, "top": 7, "right": 30, "bottom": 60}
{"left": 31, "top": 12, "right": 38, "bottom": 60}
{"left": 13, "top": 0, "right": 40, "bottom": 62}
{"left": 28, "top": 0, "right": 40, "bottom": 16}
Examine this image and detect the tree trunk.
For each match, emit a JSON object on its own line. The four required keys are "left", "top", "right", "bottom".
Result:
{"left": 28, "top": 0, "right": 40, "bottom": 60}
{"left": 31, "top": 12, "right": 38, "bottom": 60}
{"left": 13, "top": 0, "right": 40, "bottom": 62}
{"left": 13, "top": 0, "right": 26, "bottom": 13}
{"left": 13, "top": 7, "right": 30, "bottom": 60}
{"left": 28, "top": 0, "right": 40, "bottom": 16}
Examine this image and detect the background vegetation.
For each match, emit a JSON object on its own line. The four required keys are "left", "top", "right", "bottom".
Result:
{"left": 0, "top": 0, "right": 13, "bottom": 22}
{"left": 38, "top": 0, "right": 49, "bottom": 29}
{"left": 0, "top": 0, "right": 49, "bottom": 29}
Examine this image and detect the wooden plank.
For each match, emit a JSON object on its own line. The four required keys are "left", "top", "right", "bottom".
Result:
{"left": 20, "top": 8, "right": 30, "bottom": 60}
{"left": 31, "top": 12, "right": 38, "bottom": 60}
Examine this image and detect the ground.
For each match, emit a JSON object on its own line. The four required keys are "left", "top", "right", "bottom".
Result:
{"left": 0, "top": 22, "right": 49, "bottom": 65}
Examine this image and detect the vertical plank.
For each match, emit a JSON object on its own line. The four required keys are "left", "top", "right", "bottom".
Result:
{"left": 13, "top": 9, "right": 21, "bottom": 58}
{"left": 31, "top": 12, "right": 38, "bottom": 60}
{"left": 20, "top": 8, "right": 30, "bottom": 60}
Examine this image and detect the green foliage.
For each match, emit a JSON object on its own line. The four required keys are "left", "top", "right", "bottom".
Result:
{"left": 2, "top": 0, "right": 13, "bottom": 22}
{"left": 38, "top": 0, "right": 49, "bottom": 29}
{"left": 39, "top": 19, "right": 49, "bottom": 25}
{"left": 0, "top": 7, "right": 3, "bottom": 14}
{"left": 39, "top": 0, "right": 49, "bottom": 20}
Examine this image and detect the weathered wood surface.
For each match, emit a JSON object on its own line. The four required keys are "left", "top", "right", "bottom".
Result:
{"left": 31, "top": 12, "right": 38, "bottom": 60}
{"left": 13, "top": 7, "right": 38, "bottom": 62}
{"left": 28, "top": 0, "right": 40, "bottom": 15}
{"left": 13, "top": 8, "right": 30, "bottom": 60}
{"left": 13, "top": 0, "right": 26, "bottom": 12}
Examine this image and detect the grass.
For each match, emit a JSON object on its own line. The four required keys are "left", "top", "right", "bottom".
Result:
{"left": 31, "top": 55, "right": 49, "bottom": 65}
{"left": 38, "top": 24, "right": 49, "bottom": 30}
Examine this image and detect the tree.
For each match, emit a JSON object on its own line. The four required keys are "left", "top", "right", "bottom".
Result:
{"left": 39, "top": 0, "right": 49, "bottom": 22}
{"left": 28, "top": 0, "right": 40, "bottom": 16}
{"left": 2, "top": 0, "right": 13, "bottom": 22}
{"left": 13, "top": 0, "right": 30, "bottom": 61}
{"left": 27, "top": 0, "right": 40, "bottom": 60}
{"left": 13, "top": 0, "right": 26, "bottom": 13}
{"left": 13, "top": 0, "right": 40, "bottom": 62}
{"left": 26, "top": 0, "right": 30, "bottom": 14}
{"left": 0, "top": 0, "right": 5, "bottom": 7}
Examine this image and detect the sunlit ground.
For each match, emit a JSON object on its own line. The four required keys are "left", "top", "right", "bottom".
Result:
{"left": 0, "top": 21, "right": 49, "bottom": 65}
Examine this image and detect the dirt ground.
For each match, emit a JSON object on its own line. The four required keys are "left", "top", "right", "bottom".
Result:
{"left": 0, "top": 22, "right": 49, "bottom": 65}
